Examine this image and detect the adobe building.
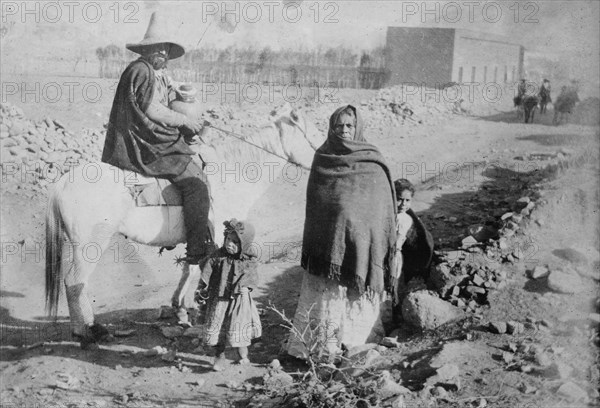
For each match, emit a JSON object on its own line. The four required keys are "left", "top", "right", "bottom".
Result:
{"left": 385, "top": 27, "right": 524, "bottom": 87}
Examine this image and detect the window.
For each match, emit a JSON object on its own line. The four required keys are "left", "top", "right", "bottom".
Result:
{"left": 504, "top": 65, "right": 508, "bottom": 83}
{"left": 471, "top": 66, "right": 476, "bottom": 82}
{"left": 494, "top": 66, "right": 498, "bottom": 83}
{"left": 458, "top": 67, "right": 463, "bottom": 83}
{"left": 512, "top": 66, "right": 516, "bottom": 82}
{"left": 484, "top": 66, "right": 488, "bottom": 83}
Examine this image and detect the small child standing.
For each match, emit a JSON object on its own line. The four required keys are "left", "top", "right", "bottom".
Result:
{"left": 391, "top": 179, "right": 434, "bottom": 324}
{"left": 200, "top": 219, "right": 262, "bottom": 371}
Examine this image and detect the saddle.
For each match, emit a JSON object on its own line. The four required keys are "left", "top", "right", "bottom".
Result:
{"left": 124, "top": 171, "right": 183, "bottom": 207}
{"left": 120, "top": 155, "right": 209, "bottom": 207}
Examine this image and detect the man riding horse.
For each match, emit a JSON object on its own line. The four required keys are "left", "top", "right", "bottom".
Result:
{"left": 514, "top": 79, "right": 539, "bottom": 123}
{"left": 553, "top": 81, "right": 580, "bottom": 125}
{"left": 538, "top": 79, "right": 552, "bottom": 114}
{"left": 101, "top": 12, "right": 214, "bottom": 266}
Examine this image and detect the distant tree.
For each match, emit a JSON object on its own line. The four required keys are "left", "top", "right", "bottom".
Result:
{"left": 95, "top": 47, "right": 106, "bottom": 61}
{"left": 238, "top": 46, "right": 258, "bottom": 63}
{"left": 340, "top": 48, "right": 358, "bottom": 67}
{"left": 217, "top": 47, "right": 232, "bottom": 64}
{"left": 258, "top": 47, "right": 272, "bottom": 69}
{"left": 95, "top": 47, "right": 106, "bottom": 77}
{"left": 360, "top": 52, "right": 372, "bottom": 67}
{"left": 104, "top": 44, "right": 122, "bottom": 59}
{"left": 324, "top": 48, "right": 338, "bottom": 66}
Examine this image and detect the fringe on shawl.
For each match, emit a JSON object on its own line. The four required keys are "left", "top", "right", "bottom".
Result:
{"left": 301, "top": 248, "right": 396, "bottom": 298}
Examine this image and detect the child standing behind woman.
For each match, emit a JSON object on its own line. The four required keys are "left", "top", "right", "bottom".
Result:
{"left": 200, "top": 219, "right": 262, "bottom": 371}
{"left": 391, "top": 179, "right": 434, "bottom": 324}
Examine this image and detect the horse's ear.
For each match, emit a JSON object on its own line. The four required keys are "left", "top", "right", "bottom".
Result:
{"left": 290, "top": 108, "right": 300, "bottom": 123}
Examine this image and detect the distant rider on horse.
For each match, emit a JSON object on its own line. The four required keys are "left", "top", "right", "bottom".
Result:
{"left": 517, "top": 79, "right": 527, "bottom": 99}
{"left": 538, "top": 79, "right": 552, "bottom": 114}
{"left": 101, "top": 12, "right": 213, "bottom": 266}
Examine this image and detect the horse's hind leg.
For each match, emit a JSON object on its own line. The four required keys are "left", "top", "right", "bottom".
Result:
{"left": 64, "top": 235, "right": 112, "bottom": 346}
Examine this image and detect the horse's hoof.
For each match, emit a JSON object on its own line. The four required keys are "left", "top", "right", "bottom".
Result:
{"left": 73, "top": 323, "right": 111, "bottom": 348}
{"left": 72, "top": 332, "right": 99, "bottom": 350}
{"left": 90, "top": 323, "right": 111, "bottom": 342}
{"left": 80, "top": 340, "right": 100, "bottom": 350}
{"left": 177, "top": 320, "right": 192, "bottom": 329}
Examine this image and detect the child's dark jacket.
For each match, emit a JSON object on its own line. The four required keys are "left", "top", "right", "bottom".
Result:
{"left": 401, "top": 208, "right": 434, "bottom": 283}
{"left": 202, "top": 248, "right": 258, "bottom": 299}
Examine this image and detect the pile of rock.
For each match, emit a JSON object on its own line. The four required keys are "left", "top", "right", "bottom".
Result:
{"left": 424, "top": 194, "right": 540, "bottom": 314}
{"left": 460, "top": 195, "right": 535, "bottom": 251}
{"left": 0, "top": 102, "right": 105, "bottom": 195}
{"left": 430, "top": 252, "right": 508, "bottom": 313}
{"left": 358, "top": 84, "right": 460, "bottom": 128}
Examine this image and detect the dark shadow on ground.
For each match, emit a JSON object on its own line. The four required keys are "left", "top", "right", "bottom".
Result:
{"left": 252, "top": 265, "right": 307, "bottom": 372}
{"left": 551, "top": 248, "right": 590, "bottom": 265}
{"left": 516, "top": 133, "right": 585, "bottom": 146}
{"left": 0, "top": 290, "right": 25, "bottom": 298}
{"left": 417, "top": 154, "right": 580, "bottom": 250}
{"left": 475, "top": 109, "right": 558, "bottom": 126}
{"left": 523, "top": 277, "right": 552, "bottom": 294}
{"left": 0, "top": 305, "right": 214, "bottom": 373}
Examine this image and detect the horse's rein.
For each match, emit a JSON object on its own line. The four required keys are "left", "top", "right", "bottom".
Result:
{"left": 296, "top": 116, "right": 321, "bottom": 152}
{"left": 205, "top": 124, "right": 307, "bottom": 169}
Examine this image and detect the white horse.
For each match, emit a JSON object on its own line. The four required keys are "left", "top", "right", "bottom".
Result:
{"left": 45, "top": 105, "right": 324, "bottom": 346}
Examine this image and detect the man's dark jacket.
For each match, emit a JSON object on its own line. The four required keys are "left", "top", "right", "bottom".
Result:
{"left": 101, "top": 58, "right": 193, "bottom": 178}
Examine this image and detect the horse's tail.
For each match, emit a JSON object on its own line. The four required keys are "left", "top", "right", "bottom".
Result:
{"left": 45, "top": 186, "right": 65, "bottom": 318}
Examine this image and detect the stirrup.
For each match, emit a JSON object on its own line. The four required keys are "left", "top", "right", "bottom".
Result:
{"left": 158, "top": 246, "right": 176, "bottom": 256}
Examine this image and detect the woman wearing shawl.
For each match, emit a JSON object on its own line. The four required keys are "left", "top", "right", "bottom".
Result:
{"left": 286, "top": 105, "right": 396, "bottom": 361}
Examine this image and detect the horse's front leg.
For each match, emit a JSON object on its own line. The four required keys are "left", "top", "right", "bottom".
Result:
{"left": 171, "top": 263, "right": 202, "bottom": 325}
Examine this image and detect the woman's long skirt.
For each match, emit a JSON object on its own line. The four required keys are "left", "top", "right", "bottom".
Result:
{"left": 286, "top": 271, "right": 387, "bottom": 360}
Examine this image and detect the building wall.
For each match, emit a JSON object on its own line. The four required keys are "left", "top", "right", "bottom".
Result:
{"left": 452, "top": 29, "right": 523, "bottom": 85}
{"left": 385, "top": 27, "right": 455, "bottom": 87}
{"left": 384, "top": 27, "right": 523, "bottom": 88}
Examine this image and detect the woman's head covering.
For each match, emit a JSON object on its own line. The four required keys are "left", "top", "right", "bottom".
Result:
{"left": 320, "top": 105, "right": 367, "bottom": 154}
{"left": 320, "top": 105, "right": 367, "bottom": 155}
{"left": 223, "top": 219, "right": 256, "bottom": 258}
{"left": 327, "top": 105, "right": 365, "bottom": 141}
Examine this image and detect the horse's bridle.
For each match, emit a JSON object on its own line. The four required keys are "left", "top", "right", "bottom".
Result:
{"left": 288, "top": 114, "right": 321, "bottom": 152}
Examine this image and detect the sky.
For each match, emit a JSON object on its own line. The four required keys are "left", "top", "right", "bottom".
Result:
{"left": 0, "top": 0, "right": 598, "bottom": 76}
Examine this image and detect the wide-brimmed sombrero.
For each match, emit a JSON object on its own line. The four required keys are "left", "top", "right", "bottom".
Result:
{"left": 126, "top": 12, "right": 185, "bottom": 59}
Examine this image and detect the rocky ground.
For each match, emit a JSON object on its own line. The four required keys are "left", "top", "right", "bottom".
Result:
{"left": 1, "top": 78, "right": 599, "bottom": 408}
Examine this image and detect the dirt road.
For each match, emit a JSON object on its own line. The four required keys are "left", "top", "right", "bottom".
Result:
{"left": 1, "top": 85, "right": 599, "bottom": 407}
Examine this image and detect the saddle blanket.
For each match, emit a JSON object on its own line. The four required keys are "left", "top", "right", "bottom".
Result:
{"left": 121, "top": 154, "right": 209, "bottom": 207}
{"left": 130, "top": 178, "right": 183, "bottom": 207}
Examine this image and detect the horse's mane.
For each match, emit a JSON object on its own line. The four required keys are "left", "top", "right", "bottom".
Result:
{"left": 211, "top": 123, "right": 287, "bottom": 166}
